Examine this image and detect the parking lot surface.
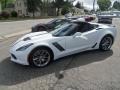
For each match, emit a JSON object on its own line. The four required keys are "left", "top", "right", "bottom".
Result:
{"left": 0, "top": 18, "right": 120, "bottom": 90}
{"left": 0, "top": 19, "right": 52, "bottom": 36}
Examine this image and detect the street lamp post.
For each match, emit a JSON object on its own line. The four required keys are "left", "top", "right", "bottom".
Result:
{"left": 93, "top": 0, "right": 96, "bottom": 13}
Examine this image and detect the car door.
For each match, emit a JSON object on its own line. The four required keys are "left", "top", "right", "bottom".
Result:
{"left": 65, "top": 23, "right": 99, "bottom": 55}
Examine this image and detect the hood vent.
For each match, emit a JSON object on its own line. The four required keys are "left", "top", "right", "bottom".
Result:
{"left": 23, "top": 37, "right": 31, "bottom": 41}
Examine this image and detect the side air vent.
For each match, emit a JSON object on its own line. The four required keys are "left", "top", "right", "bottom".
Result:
{"left": 96, "top": 28, "right": 103, "bottom": 30}
{"left": 53, "top": 42, "right": 65, "bottom": 51}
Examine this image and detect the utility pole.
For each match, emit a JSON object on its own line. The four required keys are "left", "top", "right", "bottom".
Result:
{"left": 0, "top": 2, "right": 1, "bottom": 13}
{"left": 93, "top": 0, "right": 96, "bottom": 13}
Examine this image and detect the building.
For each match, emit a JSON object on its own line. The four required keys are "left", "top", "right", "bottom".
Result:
{"left": 14, "top": 0, "right": 56, "bottom": 17}
{"left": 2, "top": 0, "right": 84, "bottom": 17}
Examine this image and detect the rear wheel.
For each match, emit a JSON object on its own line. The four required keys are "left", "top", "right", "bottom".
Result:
{"left": 99, "top": 35, "right": 113, "bottom": 51}
{"left": 29, "top": 47, "right": 53, "bottom": 67}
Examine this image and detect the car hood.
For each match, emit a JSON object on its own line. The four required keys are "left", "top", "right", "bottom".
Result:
{"left": 17, "top": 31, "right": 48, "bottom": 41}
{"left": 12, "top": 31, "right": 62, "bottom": 49}
{"left": 17, "top": 31, "right": 54, "bottom": 42}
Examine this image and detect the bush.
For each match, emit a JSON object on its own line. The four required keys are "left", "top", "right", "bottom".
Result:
{"left": 61, "top": 6, "right": 70, "bottom": 15}
{"left": 11, "top": 11, "right": 18, "bottom": 17}
{"left": 1, "top": 11, "right": 10, "bottom": 19}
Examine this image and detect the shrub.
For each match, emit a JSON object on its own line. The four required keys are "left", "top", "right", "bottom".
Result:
{"left": 1, "top": 11, "right": 10, "bottom": 19}
{"left": 61, "top": 6, "right": 70, "bottom": 15}
{"left": 11, "top": 11, "right": 18, "bottom": 17}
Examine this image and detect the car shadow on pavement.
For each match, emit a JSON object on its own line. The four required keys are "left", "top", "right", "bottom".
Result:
{"left": 0, "top": 50, "right": 113, "bottom": 86}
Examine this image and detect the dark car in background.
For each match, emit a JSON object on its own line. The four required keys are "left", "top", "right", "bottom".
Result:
{"left": 98, "top": 16, "right": 112, "bottom": 24}
{"left": 32, "top": 16, "right": 95, "bottom": 32}
{"left": 32, "top": 19, "right": 70, "bottom": 32}
{"left": 97, "top": 12, "right": 115, "bottom": 24}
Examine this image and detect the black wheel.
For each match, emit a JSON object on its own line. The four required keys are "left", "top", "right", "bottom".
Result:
{"left": 29, "top": 47, "right": 53, "bottom": 67}
{"left": 99, "top": 35, "right": 114, "bottom": 51}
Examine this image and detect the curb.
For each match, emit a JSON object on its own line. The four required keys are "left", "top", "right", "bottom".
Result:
{"left": 4, "top": 29, "right": 30, "bottom": 38}
{"left": 0, "top": 36, "right": 4, "bottom": 41}
{"left": 0, "top": 29, "right": 30, "bottom": 42}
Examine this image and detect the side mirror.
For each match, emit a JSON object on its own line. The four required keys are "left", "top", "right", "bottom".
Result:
{"left": 73, "top": 32, "right": 82, "bottom": 38}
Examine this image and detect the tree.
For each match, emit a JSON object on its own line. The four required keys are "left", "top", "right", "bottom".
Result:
{"left": 53, "top": 0, "right": 64, "bottom": 16}
{"left": 64, "top": 0, "right": 73, "bottom": 8}
{"left": 0, "top": 0, "right": 7, "bottom": 9}
{"left": 53, "top": 0, "right": 73, "bottom": 16}
{"left": 26, "top": 0, "right": 42, "bottom": 17}
{"left": 41, "top": 0, "right": 53, "bottom": 16}
{"left": 0, "top": 0, "right": 15, "bottom": 9}
{"left": 75, "top": 2, "right": 82, "bottom": 9}
{"left": 61, "top": 6, "right": 70, "bottom": 15}
{"left": 113, "top": 1, "right": 120, "bottom": 10}
{"left": 97, "top": 0, "right": 111, "bottom": 11}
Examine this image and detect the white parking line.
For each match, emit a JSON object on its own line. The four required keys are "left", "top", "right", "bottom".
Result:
{"left": 0, "top": 29, "right": 31, "bottom": 42}
{"left": 4, "top": 29, "right": 30, "bottom": 38}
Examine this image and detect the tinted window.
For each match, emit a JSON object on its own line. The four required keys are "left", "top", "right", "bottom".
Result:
{"left": 77, "top": 23, "right": 96, "bottom": 33}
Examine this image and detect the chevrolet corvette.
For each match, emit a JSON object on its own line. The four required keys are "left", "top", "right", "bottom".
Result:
{"left": 10, "top": 21, "right": 117, "bottom": 67}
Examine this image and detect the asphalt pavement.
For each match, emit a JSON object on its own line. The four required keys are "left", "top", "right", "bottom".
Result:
{"left": 0, "top": 18, "right": 52, "bottom": 39}
{"left": 0, "top": 18, "right": 120, "bottom": 90}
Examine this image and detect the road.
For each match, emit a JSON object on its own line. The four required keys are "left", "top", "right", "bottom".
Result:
{"left": 0, "top": 18, "right": 120, "bottom": 90}
{"left": 0, "top": 19, "right": 52, "bottom": 36}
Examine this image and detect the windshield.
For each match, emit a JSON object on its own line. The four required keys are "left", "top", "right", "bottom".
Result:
{"left": 50, "top": 23, "right": 78, "bottom": 36}
{"left": 47, "top": 19, "right": 70, "bottom": 29}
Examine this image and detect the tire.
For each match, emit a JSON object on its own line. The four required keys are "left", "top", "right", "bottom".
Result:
{"left": 99, "top": 35, "right": 114, "bottom": 51}
{"left": 28, "top": 47, "right": 53, "bottom": 67}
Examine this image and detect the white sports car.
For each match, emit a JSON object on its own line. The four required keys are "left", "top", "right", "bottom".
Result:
{"left": 10, "top": 21, "right": 117, "bottom": 67}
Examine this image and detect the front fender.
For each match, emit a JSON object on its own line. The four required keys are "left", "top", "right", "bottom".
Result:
{"left": 29, "top": 42, "right": 59, "bottom": 60}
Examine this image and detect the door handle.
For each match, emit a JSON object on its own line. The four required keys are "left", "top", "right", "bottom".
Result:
{"left": 75, "top": 35, "right": 88, "bottom": 40}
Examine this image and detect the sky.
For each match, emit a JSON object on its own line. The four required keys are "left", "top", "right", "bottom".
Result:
{"left": 73, "top": 0, "right": 120, "bottom": 10}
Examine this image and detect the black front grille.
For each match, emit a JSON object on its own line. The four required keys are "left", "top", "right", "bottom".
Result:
{"left": 11, "top": 54, "right": 17, "bottom": 60}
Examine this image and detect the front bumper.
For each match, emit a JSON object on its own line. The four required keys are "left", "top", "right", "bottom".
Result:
{"left": 10, "top": 49, "right": 30, "bottom": 65}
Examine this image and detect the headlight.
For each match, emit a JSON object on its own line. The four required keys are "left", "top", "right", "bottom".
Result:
{"left": 16, "top": 43, "right": 33, "bottom": 51}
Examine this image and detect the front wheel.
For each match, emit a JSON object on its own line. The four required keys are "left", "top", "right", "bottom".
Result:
{"left": 99, "top": 35, "right": 114, "bottom": 51}
{"left": 29, "top": 47, "right": 53, "bottom": 67}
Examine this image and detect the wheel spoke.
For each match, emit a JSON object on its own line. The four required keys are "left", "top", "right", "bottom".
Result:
{"left": 101, "top": 37, "right": 113, "bottom": 50}
{"left": 33, "top": 57, "right": 39, "bottom": 61}
{"left": 32, "top": 49, "right": 50, "bottom": 67}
